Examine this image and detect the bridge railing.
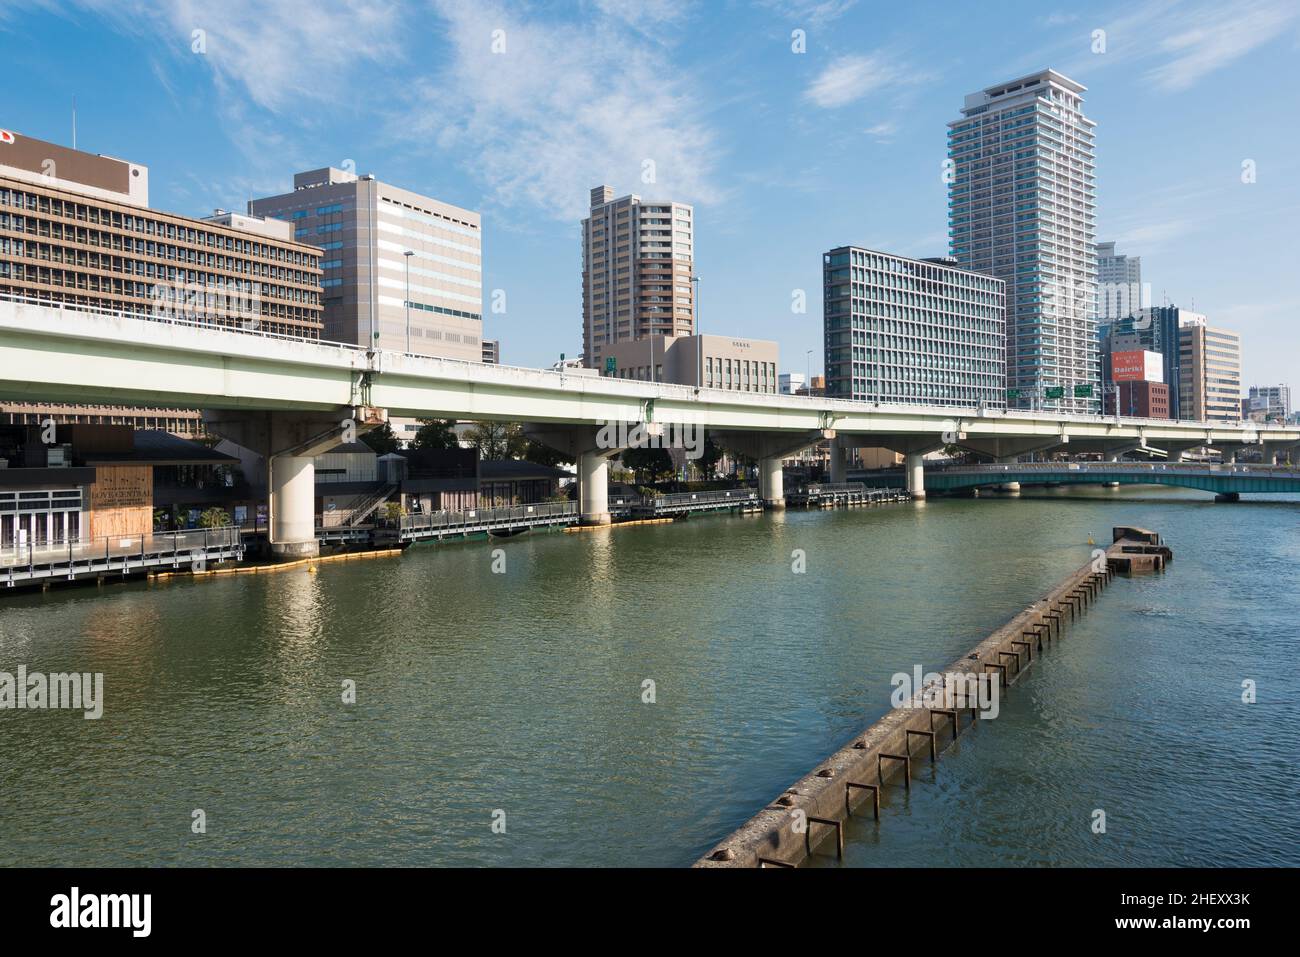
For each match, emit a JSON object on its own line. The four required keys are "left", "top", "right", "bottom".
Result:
{"left": 0, "top": 526, "right": 242, "bottom": 569}
{"left": 932, "top": 462, "right": 1300, "bottom": 476}
{"left": 393, "top": 502, "right": 578, "bottom": 533}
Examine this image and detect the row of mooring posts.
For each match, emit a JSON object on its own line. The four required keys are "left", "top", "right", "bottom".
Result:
{"left": 728, "top": 560, "right": 1118, "bottom": 867}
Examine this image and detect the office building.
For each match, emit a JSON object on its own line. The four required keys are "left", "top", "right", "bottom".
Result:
{"left": 1101, "top": 305, "right": 1186, "bottom": 418}
{"left": 482, "top": 339, "right": 500, "bottom": 364}
{"left": 1104, "top": 349, "right": 1169, "bottom": 419}
{"left": 601, "top": 333, "right": 777, "bottom": 393}
{"left": 823, "top": 247, "right": 1005, "bottom": 408}
{"left": 1096, "top": 241, "right": 1143, "bottom": 321}
{"left": 1179, "top": 321, "right": 1241, "bottom": 422}
{"left": 0, "top": 129, "right": 323, "bottom": 435}
{"left": 250, "top": 167, "right": 482, "bottom": 361}
{"left": 581, "top": 185, "right": 694, "bottom": 371}
{"left": 949, "top": 69, "right": 1099, "bottom": 412}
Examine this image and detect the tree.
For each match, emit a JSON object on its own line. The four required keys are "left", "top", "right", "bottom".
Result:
{"left": 621, "top": 446, "right": 674, "bottom": 484}
{"left": 198, "top": 507, "right": 231, "bottom": 529}
{"left": 411, "top": 418, "right": 459, "bottom": 450}
{"left": 361, "top": 421, "right": 402, "bottom": 454}
{"left": 464, "top": 420, "right": 527, "bottom": 460}
{"left": 521, "top": 438, "right": 570, "bottom": 468}
{"left": 697, "top": 436, "right": 723, "bottom": 481}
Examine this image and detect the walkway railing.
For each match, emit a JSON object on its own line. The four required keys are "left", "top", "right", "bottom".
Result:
{"left": 639, "top": 488, "right": 760, "bottom": 513}
{"left": 2, "top": 526, "right": 244, "bottom": 585}
{"left": 391, "top": 502, "right": 578, "bottom": 539}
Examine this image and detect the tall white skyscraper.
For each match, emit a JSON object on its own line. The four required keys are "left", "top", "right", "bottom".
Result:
{"left": 948, "top": 69, "right": 1099, "bottom": 412}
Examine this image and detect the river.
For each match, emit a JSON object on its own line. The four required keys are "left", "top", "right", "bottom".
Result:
{"left": 1, "top": 486, "right": 1296, "bottom": 867}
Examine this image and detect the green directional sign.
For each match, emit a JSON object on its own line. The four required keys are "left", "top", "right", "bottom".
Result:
{"left": 605, "top": 356, "right": 617, "bottom": 374}
{"left": 1006, "top": 388, "right": 1021, "bottom": 399}
{"left": 1074, "top": 384, "right": 1093, "bottom": 398}
{"left": 1045, "top": 386, "right": 1065, "bottom": 399}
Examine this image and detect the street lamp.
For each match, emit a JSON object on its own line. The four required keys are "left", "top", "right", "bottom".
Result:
{"left": 692, "top": 275, "right": 701, "bottom": 386}
{"left": 403, "top": 250, "right": 414, "bottom": 354}
{"left": 805, "top": 349, "right": 812, "bottom": 395}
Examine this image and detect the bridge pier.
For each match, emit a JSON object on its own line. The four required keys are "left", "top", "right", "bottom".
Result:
{"left": 906, "top": 453, "right": 926, "bottom": 501}
{"left": 829, "top": 435, "right": 847, "bottom": 484}
{"left": 269, "top": 455, "right": 319, "bottom": 558}
{"left": 524, "top": 424, "right": 626, "bottom": 526}
{"left": 713, "top": 430, "right": 834, "bottom": 509}
{"left": 578, "top": 449, "right": 613, "bottom": 526}
{"left": 204, "top": 408, "right": 384, "bottom": 560}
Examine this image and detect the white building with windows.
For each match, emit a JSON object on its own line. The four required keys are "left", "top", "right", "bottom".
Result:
{"left": 948, "top": 69, "right": 1099, "bottom": 412}
{"left": 822, "top": 248, "right": 1006, "bottom": 409}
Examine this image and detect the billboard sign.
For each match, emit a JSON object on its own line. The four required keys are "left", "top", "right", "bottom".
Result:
{"left": 1112, "top": 350, "right": 1164, "bottom": 383}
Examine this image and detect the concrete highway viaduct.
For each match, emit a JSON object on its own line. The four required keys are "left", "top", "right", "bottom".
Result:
{"left": 2, "top": 297, "right": 1296, "bottom": 557}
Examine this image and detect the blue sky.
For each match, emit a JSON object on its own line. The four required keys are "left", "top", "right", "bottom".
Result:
{"left": 4, "top": 0, "right": 1298, "bottom": 389}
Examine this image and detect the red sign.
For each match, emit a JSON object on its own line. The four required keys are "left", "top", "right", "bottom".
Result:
{"left": 0, "top": 130, "right": 15, "bottom": 145}
{"left": 1111, "top": 349, "right": 1162, "bottom": 383}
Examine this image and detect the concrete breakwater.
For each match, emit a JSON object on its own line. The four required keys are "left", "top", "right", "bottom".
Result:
{"left": 694, "top": 526, "right": 1171, "bottom": 868}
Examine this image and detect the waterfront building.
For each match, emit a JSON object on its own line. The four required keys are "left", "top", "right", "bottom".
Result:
{"left": 601, "top": 333, "right": 778, "bottom": 393}
{"left": 1104, "top": 349, "right": 1169, "bottom": 419}
{"left": 948, "top": 69, "right": 1099, "bottom": 412}
{"left": 581, "top": 185, "right": 694, "bottom": 372}
{"left": 1179, "top": 321, "right": 1241, "bottom": 422}
{"left": 822, "top": 246, "right": 1005, "bottom": 408}
{"left": 1096, "top": 241, "right": 1143, "bottom": 322}
{"left": 0, "top": 129, "right": 324, "bottom": 435}
{"left": 250, "top": 168, "right": 482, "bottom": 359}
{"left": 0, "top": 423, "right": 238, "bottom": 553}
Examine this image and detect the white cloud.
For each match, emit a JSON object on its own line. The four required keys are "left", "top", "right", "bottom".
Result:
{"left": 1145, "top": 0, "right": 1298, "bottom": 91}
{"left": 400, "top": 0, "right": 720, "bottom": 222}
{"left": 57, "top": 0, "right": 402, "bottom": 113}
{"left": 864, "top": 120, "right": 898, "bottom": 141}
{"left": 757, "top": 0, "right": 860, "bottom": 26}
{"left": 804, "top": 53, "right": 909, "bottom": 108}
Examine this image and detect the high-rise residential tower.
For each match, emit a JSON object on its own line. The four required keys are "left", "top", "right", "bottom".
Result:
{"left": 1096, "top": 240, "right": 1143, "bottom": 322}
{"left": 581, "top": 185, "right": 694, "bottom": 371}
{"left": 948, "top": 69, "right": 1099, "bottom": 412}
{"left": 251, "top": 168, "right": 483, "bottom": 361}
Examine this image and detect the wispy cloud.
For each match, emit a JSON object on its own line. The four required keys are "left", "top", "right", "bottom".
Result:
{"left": 1033, "top": 0, "right": 1297, "bottom": 92}
{"left": 394, "top": 0, "right": 720, "bottom": 222}
{"left": 54, "top": 0, "right": 403, "bottom": 113}
{"left": 1145, "top": 0, "right": 1298, "bottom": 91}
{"left": 804, "top": 53, "right": 911, "bottom": 108}
{"left": 757, "top": 0, "right": 860, "bottom": 26}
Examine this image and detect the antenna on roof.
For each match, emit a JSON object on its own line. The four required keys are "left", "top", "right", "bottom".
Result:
{"left": 72, "top": 95, "right": 77, "bottom": 150}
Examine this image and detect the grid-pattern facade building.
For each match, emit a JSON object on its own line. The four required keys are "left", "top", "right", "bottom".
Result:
{"left": 251, "top": 168, "right": 482, "bottom": 361}
{"left": 0, "top": 130, "right": 323, "bottom": 435}
{"left": 1179, "top": 322, "right": 1241, "bottom": 422}
{"left": 823, "top": 247, "right": 1006, "bottom": 408}
{"left": 949, "top": 69, "right": 1099, "bottom": 412}
{"left": 581, "top": 185, "right": 694, "bottom": 371}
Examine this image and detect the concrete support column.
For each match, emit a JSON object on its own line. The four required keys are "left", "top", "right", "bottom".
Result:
{"left": 759, "top": 455, "right": 785, "bottom": 509}
{"left": 829, "top": 436, "right": 847, "bottom": 484}
{"left": 1169, "top": 449, "right": 1187, "bottom": 463}
{"left": 994, "top": 455, "right": 1020, "bottom": 493}
{"left": 578, "top": 449, "right": 611, "bottom": 526}
{"left": 906, "top": 452, "right": 926, "bottom": 500}
{"left": 269, "top": 455, "right": 319, "bottom": 559}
